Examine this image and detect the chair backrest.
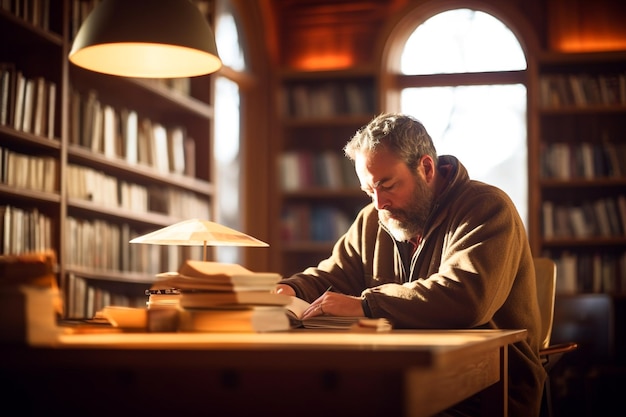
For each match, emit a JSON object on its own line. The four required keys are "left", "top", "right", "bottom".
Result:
{"left": 534, "top": 257, "right": 557, "bottom": 350}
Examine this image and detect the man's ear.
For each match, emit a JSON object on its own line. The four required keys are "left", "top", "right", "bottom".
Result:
{"left": 420, "top": 155, "right": 436, "bottom": 181}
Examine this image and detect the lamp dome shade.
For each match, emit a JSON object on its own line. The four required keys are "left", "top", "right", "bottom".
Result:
{"left": 69, "top": 0, "right": 222, "bottom": 78}
{"left": 129, "top": 219, "right": 269, "bottom": 247}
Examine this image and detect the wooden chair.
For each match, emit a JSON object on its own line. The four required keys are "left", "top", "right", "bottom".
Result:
{"left": 534, "top": 257, "right": 579, "bottom": 417}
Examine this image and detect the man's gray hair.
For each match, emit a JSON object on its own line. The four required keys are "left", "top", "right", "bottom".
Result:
{"left": 343, "top": 113, "right": 438, "bottom": 170}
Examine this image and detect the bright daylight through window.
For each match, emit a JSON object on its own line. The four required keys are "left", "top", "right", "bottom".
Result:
{"left": 399, "top": 9, "right": 529, "bottom": 227}
{"left": 214, "top": 3, "right": 245, "bottom": 264}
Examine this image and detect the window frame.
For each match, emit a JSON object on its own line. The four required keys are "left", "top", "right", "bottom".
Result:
{"left": 378, "top": 2, "right": 541, "bottom": 232}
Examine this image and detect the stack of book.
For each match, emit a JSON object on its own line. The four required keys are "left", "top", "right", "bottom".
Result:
{"left": 150, "top": 260, "right": 291, "bottom": 332}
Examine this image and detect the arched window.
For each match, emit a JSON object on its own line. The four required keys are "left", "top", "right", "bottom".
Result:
{"left": 389, "top": 8, "right": 529, "bottom": 226}
{"left": 214, "top": 0, "right": 246, "bottom": 263}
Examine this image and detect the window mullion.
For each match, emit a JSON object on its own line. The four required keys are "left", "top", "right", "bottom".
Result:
{"left": 395, "top": 70, "right": 527, "bottom": 88}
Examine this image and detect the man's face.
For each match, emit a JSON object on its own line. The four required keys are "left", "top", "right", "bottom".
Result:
{"left": 355, "top": 147, "right": 434, "bottom": 241}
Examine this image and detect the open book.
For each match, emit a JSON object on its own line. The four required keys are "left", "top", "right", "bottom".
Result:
{"left": 285, "top": 296, "right": 391, "bottom": 331}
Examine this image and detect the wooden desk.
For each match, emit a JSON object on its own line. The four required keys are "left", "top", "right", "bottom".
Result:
{"left": 2, "top": 329, "right": 525, "bottom": 417}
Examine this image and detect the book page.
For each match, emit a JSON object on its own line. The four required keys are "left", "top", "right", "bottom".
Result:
{"left": 285, "top": 296, "right": 311, "bottom": 320}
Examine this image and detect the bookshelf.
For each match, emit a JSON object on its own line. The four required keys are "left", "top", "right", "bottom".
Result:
{"left": 272, "top": 68, "right": 376, "bottom": 277}
{"left": 0, "top": 0, "right": 216, "bottom": 319}
{"left": 533, "top": 51, "right": 626, "bottom": 296}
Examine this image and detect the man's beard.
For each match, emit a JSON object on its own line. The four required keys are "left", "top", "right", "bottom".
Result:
{"left": 378, "top": 175, "right": 434, "bottom": 242}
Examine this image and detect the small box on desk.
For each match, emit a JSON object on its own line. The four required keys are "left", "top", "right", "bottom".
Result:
{"left": 0, "top": 252, "right": 62, "bottom": 345}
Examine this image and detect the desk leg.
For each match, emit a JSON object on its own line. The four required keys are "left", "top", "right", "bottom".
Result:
{"left": 480, "top": 345, "right": 508, "bottom": 417}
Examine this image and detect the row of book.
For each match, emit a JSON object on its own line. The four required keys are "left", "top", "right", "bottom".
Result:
{"left": 66, "top": 273, "right": 146, "bottom": 320}
{"left": 279, "top": 150, "right": 361, "bottom": 191}
{"left": 279, "top": 81, "right": 375, "bottom": 118}
{"left": 0, "top": 148, "right": 210, "bottom": 218}
{"left": 1, "top": 205, "right": 52, "bottom": 255}
{"left": 539, "top": 72, "right": 626, "bottom": 108}
{"left": 281, "top": 204, "right": 353, "bottom": 242}
{"left": 148, "top": 186, "right": 211, "bottom": 220}
{"left": 67, "top": 164, "right": 147, "bottom": 211}
{"left": 65, "top": 217, "right": 199, "bottom": 275}
{"left": 69, "top": 89, "right": 196, "bottom": 177}
{"left": 542, "top": 196, "right": 626, "bottom": 239}
{"left": 66, "top": 163, "right": 210, "bottom": 218}
{"left": 1, "top": 147, "right": 58, "bottom": 192}
{"left": 1, "top": 0, "right": 51, "bottom": 31}
{"left": 0, "top": 63, "right": 56, "bottom": 139}
{"left": 540, "top": 141, "right": 626, "bottom": 180}
{"left": 547, "top": 251, "right": 626, "bottom": 295}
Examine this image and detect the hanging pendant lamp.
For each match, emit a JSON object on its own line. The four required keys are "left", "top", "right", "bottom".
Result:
{"left": 69, "top": 0, "right": 222, "bottom": 78}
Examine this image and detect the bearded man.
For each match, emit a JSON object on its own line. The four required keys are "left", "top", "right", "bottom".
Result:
{"left": 275, "top": 113, "right": 545, "bottom": 417}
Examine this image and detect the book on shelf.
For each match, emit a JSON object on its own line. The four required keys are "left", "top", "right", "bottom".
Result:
{"left": 541, "top": 197, "right": 626, "bottom": 239}
{"left": 550, "top": 250, "right": 626, "bottom": 294}
{"left": 138, "top": 117, "right": 153, "bottom": 166}
{"left": 279, "top": 150, "right": 363, "bottom": 191}
{"left": 278, "top": 151, "right": 301, "bottom": 191}
{"left": 12, "top": 70, "right": 25, "bottom": 131}
{"left": 102, "top": 104, "right": 117, "bottom": 158}
{"left": 0, "top": 63, "right": 17, "bottom": 126}
{"left": 604, "top": 198, "right": 624, "bottom": 236}
{"left": 283, "top": 81, "right": 374, "bottom": 117}
{"left": 122, "top": 108, "right": 138, "bottom": 164}
{"left": 168, "top": 126, "right": 186, "bottom": 175}
{"left": 183, "top": 137, "right": 196, "bottom": 177}
{"left": 618, "top": 195, "right": 626, "bottom": 234}
{"left": 540, "top": 72, "right": 626, "bottom": 107}
{"left": 21, "top": 78, "right": 35, "bottom": 133}
{"left": 32, "top": 77, "right": 47, "bottom": 136}
{"left": 80, "top": 90, "right": 98, "bottom": 148}
{"left": 89, "top": 98, "right": 103, "bottom": 153}
{"left": 151, "top": 122, "right": 170, "bottom": 174}
{"left": 69, "top": 90, "right": 80, "bottom": 145}
{"left": 319, "top": 150, "right": 342, "bottom": 189}
{"left": 46, "top": 80, "right": 55, "bottom": 139}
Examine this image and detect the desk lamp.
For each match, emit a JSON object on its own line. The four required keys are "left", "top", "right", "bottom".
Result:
{"left": 68, "top": 0, "right": 222, "bottom": 78}
{"left": 130, "top": 219, "right": 268, "bottom": 261}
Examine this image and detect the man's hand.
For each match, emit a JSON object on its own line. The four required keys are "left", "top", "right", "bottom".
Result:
{"left": 301, "top": 291, "right": 364, "bottom": 319}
